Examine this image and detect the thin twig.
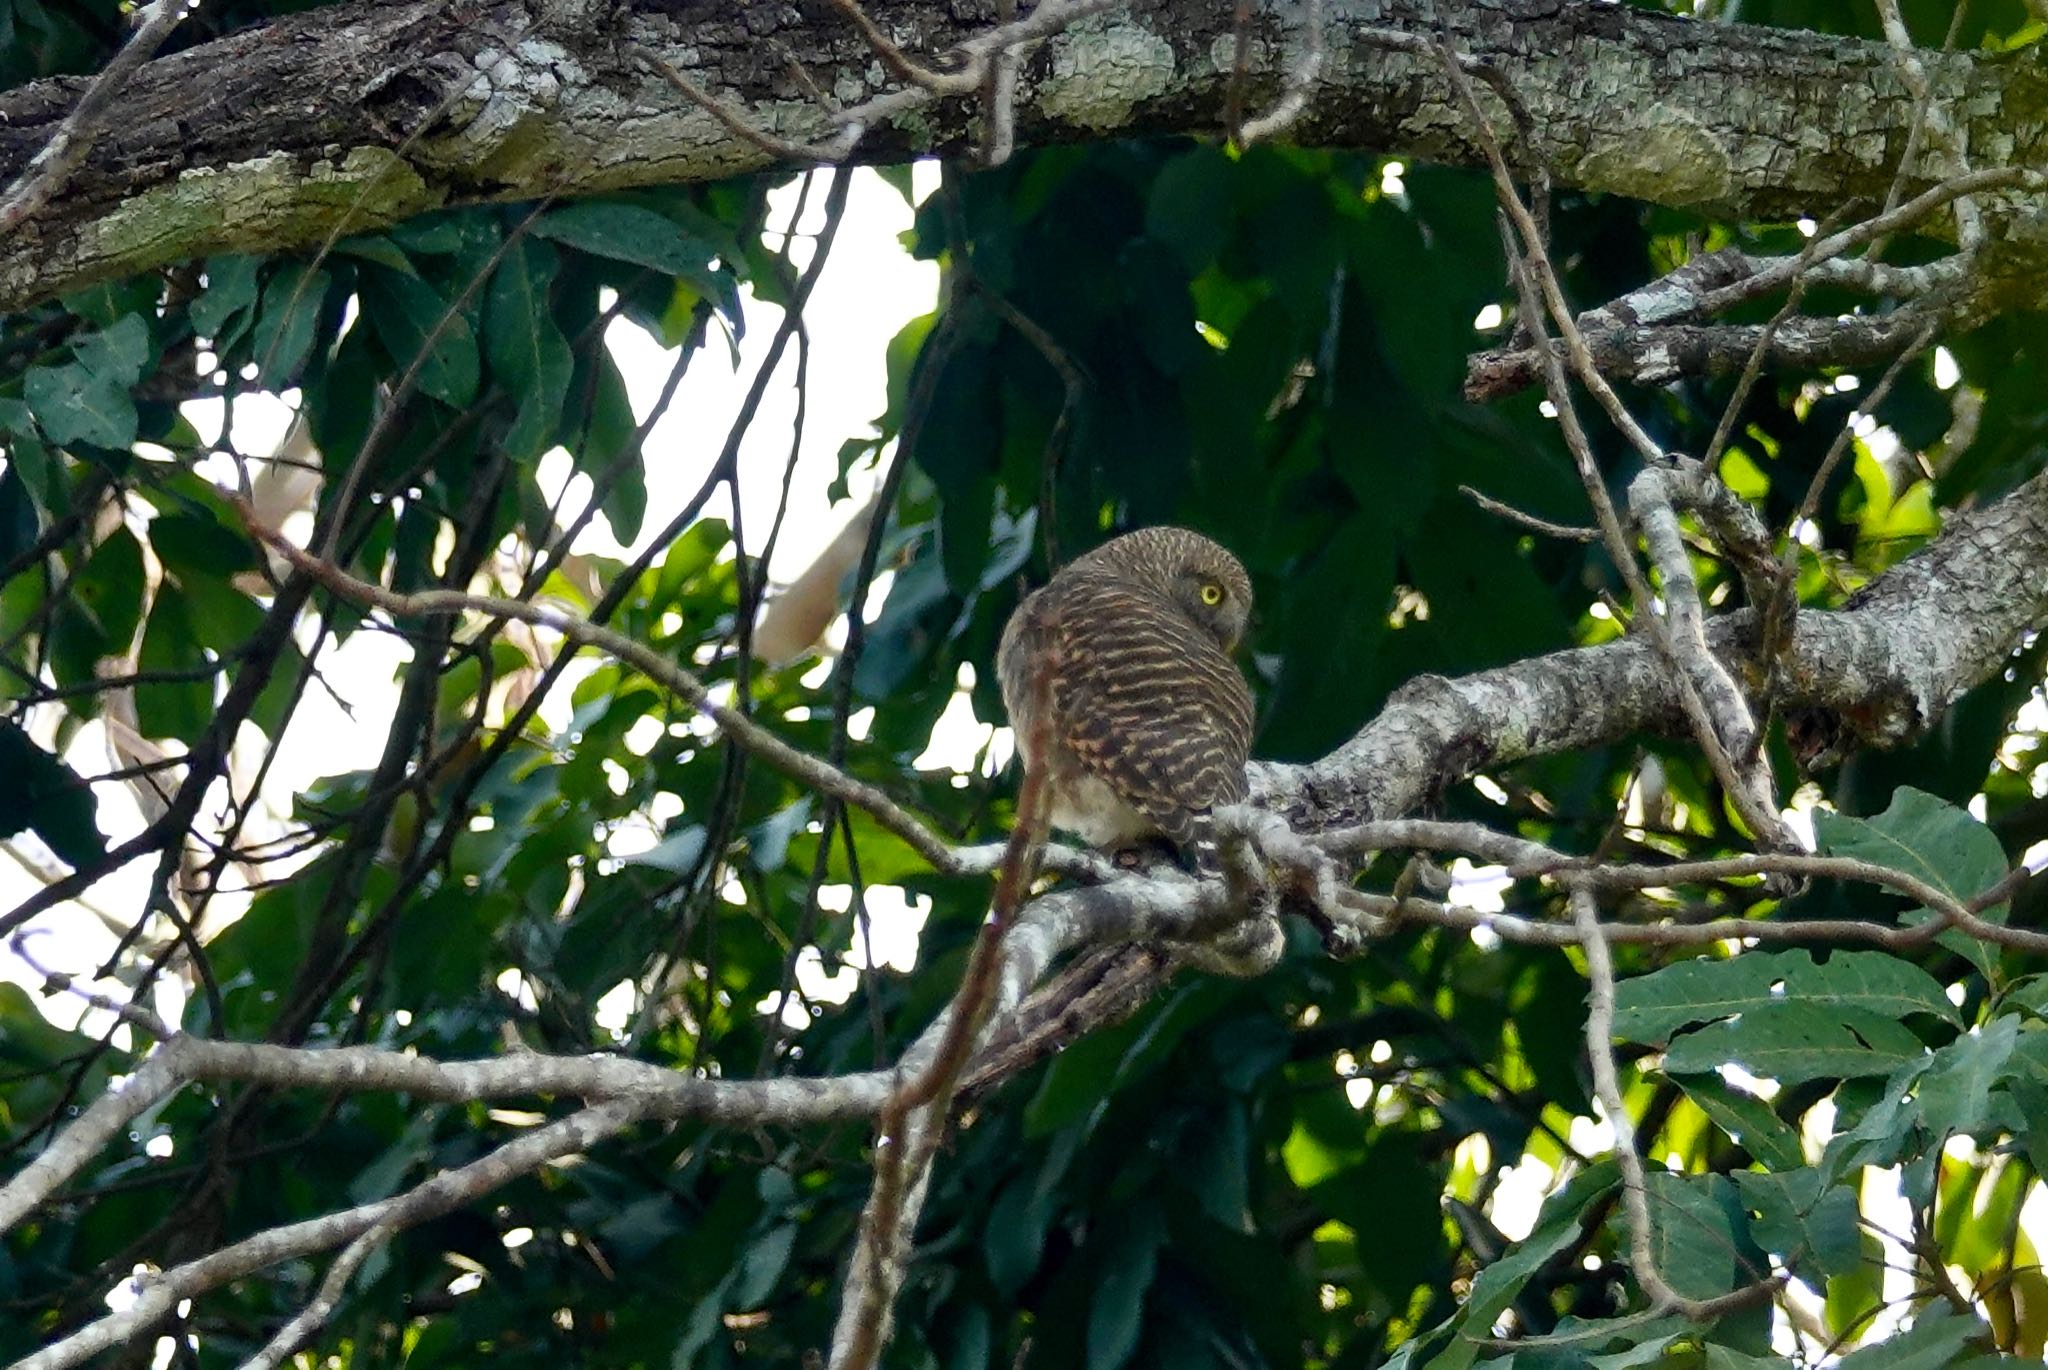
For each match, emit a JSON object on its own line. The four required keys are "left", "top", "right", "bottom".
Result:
{"left": 1757, "top": 323, "right": 1939, "bottom": 682}
{"left": 1237, "top": 0, "right": 1325, "bottom": 147}
{"left": 639, "top": 51, "right": 861, "bottom": 163}
{"left": 1446, "top": 39, "right": 1786, "bottom": 846}
{"left": 1570, "top": 886, "right": 1784, "bottom": 1318}
{"left": 236, "top": 1225, "right": 391, "bottom": 1370}
{"left": 0, "top": 0, "right": 192, "bottom": 238}
{"left": 1459, "top": 484, "right": 1599, "bottom": 542}
{"left": 830, "top": 647, "right": 1058, "bottom": 1370}
{"left": 1872, "top": 0, "right": 1982, "bottom": 248}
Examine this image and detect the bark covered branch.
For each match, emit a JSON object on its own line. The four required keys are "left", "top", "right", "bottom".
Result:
{"left": 2, "top": 0, "right": 2046, "bottom": 312}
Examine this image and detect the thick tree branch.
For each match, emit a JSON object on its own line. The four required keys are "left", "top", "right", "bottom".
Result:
{"left": 1, "top": 0, "right": 2045, "bottom": 312}
{"left": 1257, "top": 462, "right": 2048, "bottom": 833}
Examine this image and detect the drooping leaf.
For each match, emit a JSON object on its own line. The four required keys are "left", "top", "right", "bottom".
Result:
{"left": 1669, "top": 1072, "right": 1806, "bottom": 1171}
{"left": 0, "top": 719, "right": 106, "bottom": 867}
{"left": 533, "top": 200, "right": 724, "bottom": 296}
{"left": 485, "top": 237, "right": 571, "bottom": 462}
{"left": 359, "top": 265, "right": 482, "bottom": 407}
{"left": 134, "top": 584, "right": 216, "bottom": 743}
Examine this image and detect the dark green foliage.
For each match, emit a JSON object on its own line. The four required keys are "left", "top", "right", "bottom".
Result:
{"left": 3, "top": 0, "right": 2048, "bottom": 1366}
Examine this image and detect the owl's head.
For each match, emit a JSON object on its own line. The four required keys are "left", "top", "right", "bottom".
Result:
{"left": 1077, "top": 526, "right": 1253, "bottom": 652}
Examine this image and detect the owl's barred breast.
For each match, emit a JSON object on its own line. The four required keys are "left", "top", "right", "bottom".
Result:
{"left": 997, "top": 527, "right": 1255, "bottom": 850}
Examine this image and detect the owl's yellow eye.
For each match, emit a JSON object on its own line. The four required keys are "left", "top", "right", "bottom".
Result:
{"left": 1199, "top": 582, "right": 1225, "bottom": 607}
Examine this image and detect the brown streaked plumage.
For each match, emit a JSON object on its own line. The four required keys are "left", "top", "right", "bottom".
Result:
{"left": 997, "top": 526, "right": 1255, "bottom": 850}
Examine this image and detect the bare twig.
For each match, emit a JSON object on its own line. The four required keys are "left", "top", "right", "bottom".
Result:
{"left": 639, "top": 51, "right": 862, "bottom": 163}
{"left": 1629, "top": 466, "right": 1770, "bottom": 787}
{"left": 236, "top": 1225, "right": 391, "bottom": 1370}
{"left": 20, "top": 1101, "right": 646, "bottom": 1370}
{"left": 830, "top": 655, "right": 1059, "bottom": 1370}
{"left": 0, "top": 0, "right": 192, "bottom": 238}
{"left": 1872, "top": 0, "right": 1982, "bottom": 248}
{"left": 10, "top": 931, "right": 176, "bottom": 1039}
{"left": 1237, "top": 0, "right": 1325, "bottom": 147}
{"left": 1701, "top": 207, "right": 1851, "bottom": 469}
{"left": 983, "top": 0, "right": 1022, "bottom": 166}
{"left": 1459, "top": 484, "right": 1599, "bottom": 542}
{"left": 1571, "top": 888, "right": 1783, "bottom": 1318}
{"left": 640, "top": 0, "right": 1117, "bottom": 170}
{"left": 1757, "top": 323, "right": 1939, "bottom": 681}
{"left": 1443, "top": 38, "right": 1789, "bottom": 847}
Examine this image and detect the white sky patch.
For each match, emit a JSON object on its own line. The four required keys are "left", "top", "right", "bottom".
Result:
{"left": 1447, "top": 859, "right": 1510, "bottom": 913}
{"left": 913, "top": 665, "right": 1007, "bottom": 774}
{"left": 1571, "top": 1108, "right": 1617, "bottom": 1157}
{"left": 593, "top": 980, "right": 637, "bottom": 1037}
{"left": 1487, "top": 1152, "right": 1555, "bottom": 1242}
{"left": 496, "top": 968, "right": 538, "bottom": 1012}
{"left": 1715, "top": 1063, "right": 1779, "bottom": 1101}
{"left": 1860, "top": 1165, "right": 1917, "bottom": 1345}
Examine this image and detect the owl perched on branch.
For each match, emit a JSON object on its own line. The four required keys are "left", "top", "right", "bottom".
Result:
{"left": 997, "top": 526, "right": 1256, "bottom": 857}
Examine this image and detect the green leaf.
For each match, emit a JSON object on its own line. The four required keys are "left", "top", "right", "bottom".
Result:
{"left": 150, "top": 512, "right": 257, "bottom": 583}
{"left": 485, "top": 237, "right": 571, "bottom": 461}
{"left": 1086, "top": 1203, "right": 1164, "bottom": 1370}
{"left": 360, "top": 266, "right": 481, "bottom": 407}
{"left": 67, "top": 525, "right": 145, "bottom": 650}
{"left": 1704, "top": 1350, "right": 1796, "bottom": 1369}
{"left": 331, "top": 233, "right": 419, "bottom": 274}
{"left": 74, "top": 314, "right": 151, "bottom": 386}
{"left": 1613, "top": 950, "right": 1958, "bottom": 1045}
{"left": 251, "top": 263, "right": 329, "bottom": 385}
{"left": 1662, "top": 1001, "right": 1926, "bottom": 1085}
{"left": 1818, "top": 1058, "right": 1930, "bottom": 1186}
{"left": 1913, "top": 1015, "right": 2026, "bottom": 1136}
{"left": 575, "top": 348, "right": 646, "bottom": 543}
{"left": 1639, "top": 1173, "right": 1766, "bottom": 1302}
{"left": 729, "top": 1223, "right": 795, "bottom": 1309}
{"left": 874, "top": 162, "right": 917, "bottom": 205}
{"left": 1835, "top": 1309, "right": 1983, "bottom": 1369}
{"left": 24, "top": 360, "right": 138, "bottom": 448}
{"left": 985, "top": 1162, "right": 1059, "bottom": 1295}
{"left": 1670, "top": 1072, "right": 1806, "bottom": 1171}
{"left": 1580, "top": 1317, "right": 1699, "bottom": 1369}
{"left": 1815, "top": 787, "right": 2011, "bottom": 977}
{"left": 134, "top": 585, "right": 216, "bottom": 743}
{"left": 1416, "top": 1164, "right": 1620, "bottom": 1370}
{"left": 1613, "top": 946, "right": 1949, "bottom": 1040}
{"left": 191, "top": 255, "right": 262, "bottom": 341}
{"left": 0, "top": 461, "right": 33, "bottom": 566}
{"left": 6, "top": 431, "right": 69, "bottom": 514}
{"left": 1733, "top": 1168, "right": 1862, "bottom": 1277}
{"left": 625, "top": 824, "right": 708, "bottom": 876}
{"left": 533, "top": 201, "right": 722, "bottom": 293}
{"left": 1824, "top": 1229, "right": 1887, "bottom": 1341}
{"left": 0, "top": 719, "right": 106, "bottom": 867}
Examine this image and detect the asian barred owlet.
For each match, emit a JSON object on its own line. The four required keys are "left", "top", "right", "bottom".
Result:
{"left": 997, "top": 527, "right": 1255, "bottom": 852}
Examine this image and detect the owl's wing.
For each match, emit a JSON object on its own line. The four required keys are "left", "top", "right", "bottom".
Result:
{"left": 1045, "top": 579, "right": 1255, "bottom": 846}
